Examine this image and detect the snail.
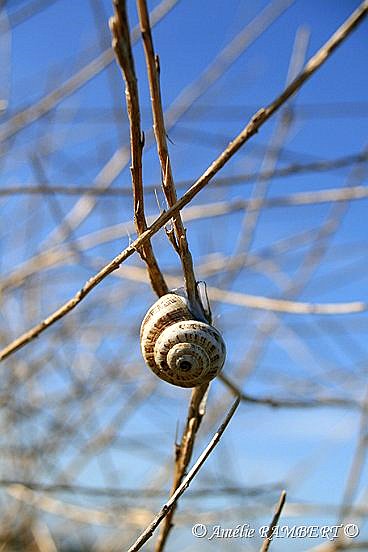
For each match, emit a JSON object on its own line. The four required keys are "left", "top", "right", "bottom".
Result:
{"left": 140, "top": 290, "right": 226, "bottom": 388}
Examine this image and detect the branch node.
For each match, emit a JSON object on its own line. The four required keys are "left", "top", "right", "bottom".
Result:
{"left": 155, "top": 53, "right": 161, "bottom": 75}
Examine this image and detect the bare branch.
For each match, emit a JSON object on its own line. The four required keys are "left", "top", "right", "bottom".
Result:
{"left": 137, "top": 0, "right": 198, "bottom": 308}
{"left": 110, "top": 0, "right": 168, "bottom": 297}
{"left": 154, "top": 383, "right": 208, "bottom": 551}
{"left": 219, "top": 373, "right": 362, "bottom": 410}
{"left": 41, "top": 0, "right": 296, "bottom": 248}
{"left": 260, "top": 490, "right": 287, "bottom": 552}
{"left": 127, "top": 397, "right": 240, "bottom": 552}
{"left": 2, "top": 150, "right": 367, "bottom": 197}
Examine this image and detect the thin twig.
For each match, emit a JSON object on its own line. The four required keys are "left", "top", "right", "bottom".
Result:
{"left": 137, "top": 0, "right": 198, "bottom": 308}
{"left": 107, "top": 262, "right": 366, "bottom": 315}
{"left": 162, "top": 0, "right": 295, "bottom": 129}
{"left": 3, "top": 150, "right": 367, "bottom": 196}
{"left": 205, "top": 285, "right": 365, "bottom": 315}
{"left": 6, "top": 484, "right": 130, "bottom": 526}
{"left": 110, "top": 0, "right": 168, "bottom": 297}
{"left": 235, "top": 26, "right": 309, "bottom": 257}
{"left": 219, "top": 373, "right": 361, "bottom": 410}
{"left": 127, "top": 397, "right": 240, "bottom": 552}
{"left": 1, "top": 1, "right": 366, "bottom": 361}
{"left": 135, "top": 7, "right": 209, "bottom": 545}
{"left": 42, "top": 0, "right": 295, "bottom": 249}
{"left": 259, "top": 490, "right": 287, "bottom": 552}
{"left": 0, "top": 479, "right": 278, "bottom": 498}
{"left": 31, "top": 520, "right": 57, "bottom": 552}
{"left": 154, "top": 383, "right": 208, "bottom": 551}
{"left": 1, "top": 229, "right": 365, "bottom": 362}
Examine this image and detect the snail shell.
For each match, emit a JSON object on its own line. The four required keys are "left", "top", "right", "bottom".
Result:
{"left": 140, "top": 292, "right": 226, "bottom": 388}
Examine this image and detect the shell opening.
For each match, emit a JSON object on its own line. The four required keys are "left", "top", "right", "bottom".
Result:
{"left": 166, "top": 343, "right": 209, "bottom": 376}
{"left": 177, "top": 356, "right": 193, "bottom": 372}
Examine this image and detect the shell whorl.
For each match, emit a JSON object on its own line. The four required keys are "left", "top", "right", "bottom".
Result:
{"left": 140, "top": 293, "right": 226, "bottom": 388}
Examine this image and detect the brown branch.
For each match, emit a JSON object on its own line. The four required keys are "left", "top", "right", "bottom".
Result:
{"left": 205, "top": 284, "right": 365, "bottom": 315}
{"left": 4, "top": 223, "right": 364, "bottom": 316}
{"left": 234, "top": 26, "right": 309, "bottom": 263}
{"left": 6, "top": 484, "right": 130, "bottom": 526}
{"left": 0, "top": 479, "right": 278, "bottom": 498}
{"left": 219, "top": 373, "right": 362, "bottom": 410}
{"left": 108, "top": 263, "right": 366, "bottom": 315}
{"left": 2, "top": 151, "right": 368, "bottom": 197}
{"left": 110, "top": 0, "right": 168, "bottom": 297}
{"left": 133, "top": 11, "right": 208, "bottom": 545}
{"left": 3, "top": 181, "right": 368, "bottom": 214}
{"left": 260, "top": 490, "right": 287, "bottom": 552}
{"left": 162, "top": 0, "right": 296, "bottom": 129}
{"left": 0, "top": 217, "right": 328, "bottom": 296}
{"left": 250, "top": 0, "right": 368, "bottom": 128}
{"left": 1, "top": 0, "right": 366, "bottom": 361}
{"left": 41, "top": 0, "right": 295, "bottom": 249}
{"left": 127, "top": 397, "right": 240, "bottom": 552}
{"left": 154, "top": 383, "right": 208, "bottom": 551}
{"left": 136, "top": 0, "right": 198, "bottom": 309}
{"left": 0, "top": 180, "right": 366, "bottom": 363}
{"left": 188, "top": 185, "right": 368, "bottom": 214}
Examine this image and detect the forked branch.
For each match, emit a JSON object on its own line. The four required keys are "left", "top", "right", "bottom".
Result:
{"left": 110, "top": 0, "right": 168, "bottom": 297}
{"left": 136, "top": 0, "right": 199, "bottom": 310}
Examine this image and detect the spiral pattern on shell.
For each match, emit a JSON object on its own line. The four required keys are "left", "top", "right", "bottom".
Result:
{"left": 140, "top": 293, "right": 226, "bottom": 388}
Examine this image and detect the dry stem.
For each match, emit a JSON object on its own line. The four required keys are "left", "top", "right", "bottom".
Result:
{"left": 2, "top": 150, "right": 368, "bottom": 197}
{"left": 136, "top": 0, "right": 199, "bottom": 309}
{"left": 110, "top": 0, "right": 168, "bottom": 297}
{"left": 135, "top": 7, "right": 208, "bottom": 544}
{"left": 260, "top": 490, "right": 287, "bottom": 552}
{"left": 127, "top": 397, "right": 240, "bottom": 552}
{"left": 154, "top": 383, "right": 209, "bottom": 551}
